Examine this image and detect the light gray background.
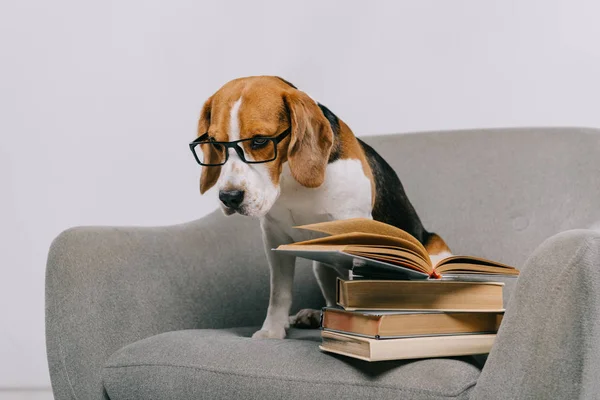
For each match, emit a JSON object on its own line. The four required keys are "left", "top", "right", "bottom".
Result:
{"left": 2, "top": 0, "right": 600, "bottom": 392}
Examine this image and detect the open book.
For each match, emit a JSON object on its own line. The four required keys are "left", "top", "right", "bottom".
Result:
{"left": 275, "top": 218, "right": 519, "bottom": 279}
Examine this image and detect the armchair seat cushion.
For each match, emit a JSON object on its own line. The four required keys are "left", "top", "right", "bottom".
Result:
{"left": 103, "top": 327, "right": 482, "bottom": 400}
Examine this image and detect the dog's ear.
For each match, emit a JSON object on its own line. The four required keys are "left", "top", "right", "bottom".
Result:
{"left": 283, "top": 90, "right": 333, "bottom": 188}
{"left": 197, "top": 96, "right": 220, "bottom": 194}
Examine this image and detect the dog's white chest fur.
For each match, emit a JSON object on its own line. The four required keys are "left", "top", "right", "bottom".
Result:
{"left": 265, "top": 158, "right": 373, "bottom": 241}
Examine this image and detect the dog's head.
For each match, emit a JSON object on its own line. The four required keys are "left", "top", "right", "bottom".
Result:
{"left": 195, "top": 76, "right": 334, "bottom": 217}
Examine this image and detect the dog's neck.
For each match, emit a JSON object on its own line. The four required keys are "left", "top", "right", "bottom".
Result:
{"left": 317, "top": 103, "right": 343, "bottom": 163}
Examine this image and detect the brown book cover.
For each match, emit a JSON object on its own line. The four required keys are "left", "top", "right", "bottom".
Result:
{"left": 336, "top": 278, "right": 504, "bottom": 311}
{"left": 322, "top": 307, "right": 503, "bottom": 338}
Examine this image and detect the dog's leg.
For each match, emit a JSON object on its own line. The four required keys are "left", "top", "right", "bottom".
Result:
{"left": 313, "top": 261, "right": 349, "bottom": 306}
{"left": 291, "top": 211, "right": 370, "bottom": 329}
{"left": 253, "top": 220, "right": 295, "bottom": 339}
{"left": 290, "top": 262, "right": 349, "bottom": 329}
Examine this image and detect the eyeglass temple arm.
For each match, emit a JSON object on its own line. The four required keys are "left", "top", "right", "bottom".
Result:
{"left": 273, "top": 128, "right": 291, "bottom": 144}
{"left": 190, "top": 133, "right": 209, "bottom": 144}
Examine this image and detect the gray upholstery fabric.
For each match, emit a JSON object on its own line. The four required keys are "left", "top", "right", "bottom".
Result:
{"left": 367, "top": 127, "right": 600, "bottom": 268}
{"left": 103, "top": 327, "right": 482, "bottom": 400}
{"left": 45, "top": 213, "right": 323, "bottom": 400}
{"left": 46, "top": 127, "right": 600, "bottom": 399}
{"left": 471, "top": 229, "right": 600, "bottom": 399}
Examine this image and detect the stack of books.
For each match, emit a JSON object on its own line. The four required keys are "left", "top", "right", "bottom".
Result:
{"left": 275, "top": 218, "right": 519, "bottom": 362}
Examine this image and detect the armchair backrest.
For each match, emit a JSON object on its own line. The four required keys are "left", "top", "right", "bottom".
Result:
{"left": 362, "top": 127, "right": 600, "bottom": 268}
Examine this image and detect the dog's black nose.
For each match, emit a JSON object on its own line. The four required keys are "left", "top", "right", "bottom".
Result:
{"left": 219, "top": 190, "right": 245, "bottom": 209}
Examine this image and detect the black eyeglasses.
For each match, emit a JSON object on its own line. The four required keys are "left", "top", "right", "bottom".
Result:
{"left": 189, "top": 129, "right": 290, "bottom": 166}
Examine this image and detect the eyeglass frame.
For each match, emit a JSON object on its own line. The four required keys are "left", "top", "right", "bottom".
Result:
{"left": 189, "top": 128, "right": 291, "bottom": 166}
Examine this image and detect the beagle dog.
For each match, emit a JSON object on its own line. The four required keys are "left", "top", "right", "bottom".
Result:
{"left": 193, "top": 76, "right": 450, "bottom": 339}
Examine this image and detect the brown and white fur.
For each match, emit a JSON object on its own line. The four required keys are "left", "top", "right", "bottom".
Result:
{"left": 196, "top": 76, "right": 451, "bottom": 339}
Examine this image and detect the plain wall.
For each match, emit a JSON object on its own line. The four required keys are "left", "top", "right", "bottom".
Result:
{"left": 2, "top": 0, "right": 600, "bottom": 389}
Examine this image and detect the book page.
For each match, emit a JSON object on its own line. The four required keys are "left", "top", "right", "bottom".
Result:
{"left": 436, "top": 255, "right": 517, "bottom": 270}
{"left": 284, "top": 232, "right": 429, "bottom": 261}
{"left": 344, "top": 243, "right": 429, "bottom": 263}
{"left": 295, "top": 218, "right": 429, "bottom": 257}
{"left": 348, "top": 251, "right": 429, "bottom": 273}
{"left": 345, "top": 246, "right": 430, "bottom": 270}
{"left": 436, "top": 263, "right": 520, "bottom": 275}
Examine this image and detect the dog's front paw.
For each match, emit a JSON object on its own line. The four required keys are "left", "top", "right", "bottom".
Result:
{"left": 289, "top": 309, "right": 321, "bottom": 329}
{"left": 252, "top": 327, "right": 287, "bottom": 339}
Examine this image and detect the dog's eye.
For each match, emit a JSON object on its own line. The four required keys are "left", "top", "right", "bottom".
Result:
{"left": 251, "top": 137, "right": 269, "bottom": 149}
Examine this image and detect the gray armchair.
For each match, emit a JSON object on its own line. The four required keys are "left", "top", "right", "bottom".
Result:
{"left": 46, "top": 128, "right": 600, "bottom": 399}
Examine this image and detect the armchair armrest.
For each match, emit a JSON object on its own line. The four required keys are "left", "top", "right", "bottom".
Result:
{"left": 45, "top": 210, "right": 324, "bottom": 399}
{"left": 471, "top": 229, "right": 600, "bottom": 399}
